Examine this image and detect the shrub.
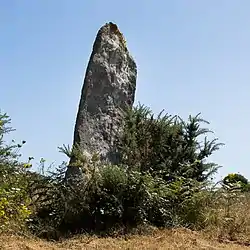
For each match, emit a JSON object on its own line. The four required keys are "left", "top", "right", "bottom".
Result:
{"left": 223, "top": 173, "right": 250, "bottom": 192}
{"left": 118, "top": 104, "right": 224, "bottom": 182}
{"left": 27, "top": 105, "right": 224, "bottom": 238}
{"left": 30, "top": 160, "right": 213, "bottom": 238}
{"left": 0, "top": 106, "right": 225, "bottom": 239}
{"left": 0, "top": 112, "right": 33, "bottom": 233}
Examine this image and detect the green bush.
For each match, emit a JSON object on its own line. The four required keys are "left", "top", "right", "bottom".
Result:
{"left": 30, "top": 155, "right": 215, "bottom": 238}
{"left": 223, "top": 173, "right": 250, "bottom": 192}
{"left": 0, "top": 112, "right": 33, "bottom": 233}
{"left": 118, "top": 104, "right": 223, "bottom": 182}
{"left": 0, "top": 105, "right": 225, "bottom": 239}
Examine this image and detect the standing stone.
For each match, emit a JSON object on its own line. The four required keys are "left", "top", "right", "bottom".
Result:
{"left": 66, "top": 22, "right": 137, "bottom": 180}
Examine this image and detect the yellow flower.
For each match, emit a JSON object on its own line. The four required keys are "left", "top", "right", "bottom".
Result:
{"left": 23, "top": 163, "right": 32, "bottom": 168}
{"left": 0, "top": 198, "right": 8, "bottom": 205}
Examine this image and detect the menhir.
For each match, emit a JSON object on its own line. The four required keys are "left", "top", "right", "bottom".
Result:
{"left": 65, "top": 22, "right": 137, "bottom": 180}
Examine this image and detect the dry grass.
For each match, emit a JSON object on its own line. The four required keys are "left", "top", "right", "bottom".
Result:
{"left": 2, "top": 186, "right": 250, "bottom": 249}
{"left": 202, "top": 190, "right": 250, "bottom": 244}
{"left": 0, "top": 229, "right": 250, "bottom": 250}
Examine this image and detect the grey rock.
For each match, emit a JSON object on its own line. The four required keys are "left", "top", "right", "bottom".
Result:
{"left": 66, "top": 22, "right": 137, "bottom": 180}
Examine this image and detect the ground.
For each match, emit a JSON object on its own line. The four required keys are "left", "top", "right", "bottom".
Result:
{"left": 0, "top": 229, "right": 249, "bottom": 250}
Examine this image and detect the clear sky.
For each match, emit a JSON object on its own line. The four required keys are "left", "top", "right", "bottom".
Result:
{"left": 1, "top": 1, "right": 250, "bottom": 180}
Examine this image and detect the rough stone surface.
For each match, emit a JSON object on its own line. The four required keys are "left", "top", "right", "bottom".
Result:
{"left": 66, "top": 22, "right": 137, "bottom": 180}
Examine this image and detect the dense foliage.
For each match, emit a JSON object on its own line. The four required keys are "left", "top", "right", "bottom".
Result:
{"left": 1, "top": 105, "right": 249, "bottom": 242}
{"left": 223, "top": 173, "right": 250, "bottom": 192}
{"left": 0, "top": 112, "right": 32, "bottom": 232}
{"left": 25, "top": 105, "right": 224, "bottom": 238}
{"left": 118, "top": 104, "right": 223, "bottom": 182}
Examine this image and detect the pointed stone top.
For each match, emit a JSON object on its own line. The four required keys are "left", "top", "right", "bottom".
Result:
{"left": 94, "top": 22, "right": 127, "bottom": 51}
{"left": 100, "top": 22, "right": 123, "bottom": 36}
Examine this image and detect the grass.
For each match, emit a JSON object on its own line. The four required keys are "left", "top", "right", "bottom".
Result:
{"left": 1, "top": 228, "right": 250, "bottom": 250}
{"left": 3, "top": 182, "right": 250, "bottom": 249}
{"left": 200, "top": 190, "right": 250, "bottom": 245}
{"left": 2, "top": 185, "right": 250, "bottom": 249}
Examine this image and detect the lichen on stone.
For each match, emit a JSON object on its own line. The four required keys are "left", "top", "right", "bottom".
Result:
{"left": 66, "top": 22, "right": 137, "bottom": 182}
{"left": 108, "top": 22, "right": 127, "bottom": 49}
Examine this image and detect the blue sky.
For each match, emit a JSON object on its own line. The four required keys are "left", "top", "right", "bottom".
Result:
{"left": 1, "top": 1, "right": 250, "bottom": 180}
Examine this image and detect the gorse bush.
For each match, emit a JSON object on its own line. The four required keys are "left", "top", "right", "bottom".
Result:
{"left": 119, "top": 104, "right": 223, "bottom": 182}
{"left": 5, "top": 104, "right": 249, "bottom": 243}
{"left": 222, "top": 173, "right": 250, "bottom": 192}
{"left": 27, "top": 105, "right": 224, "bottom": 238}
{"left": 0, "top": 112, "right": 32, "bottom": 233}
{"left": 31, "top": 162, "right": 208, "bottom": 237}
